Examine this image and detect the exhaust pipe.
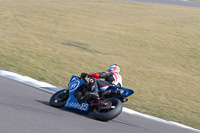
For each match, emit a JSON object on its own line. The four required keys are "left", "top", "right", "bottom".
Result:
{"left": 108, "top": 88, "right": 125, "bottom": 95}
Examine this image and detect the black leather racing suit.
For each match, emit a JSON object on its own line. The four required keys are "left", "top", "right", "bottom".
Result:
{"left": 88, "top": 71, "right": 122, "bottom": 92}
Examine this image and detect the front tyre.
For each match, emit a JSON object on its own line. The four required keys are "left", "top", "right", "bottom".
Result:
{"left": 93, "top": 98, "right": 123, "bottom": 121}
{"left": 49, "top": 89, "right": 69, "bottom": 108}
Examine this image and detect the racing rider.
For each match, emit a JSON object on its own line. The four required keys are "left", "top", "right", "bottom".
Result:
{"left": 81, "top": 64, "right": 122, "bottom": 98}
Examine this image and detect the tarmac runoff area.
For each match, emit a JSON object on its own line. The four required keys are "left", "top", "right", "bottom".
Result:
{"left": 123, "top": 0, "right": 200, "bottom": 8}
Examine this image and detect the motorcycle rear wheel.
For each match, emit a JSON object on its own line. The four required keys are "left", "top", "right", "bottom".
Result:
{"left": 93, "top": 98, "right": 123, "bottom": 121}
{"left": 49, "top": 89, "right": 69, "bottom": 108}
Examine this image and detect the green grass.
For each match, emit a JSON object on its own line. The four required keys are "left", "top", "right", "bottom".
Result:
{"left": 0, "top": 0, "right": 200, "bottom": 129}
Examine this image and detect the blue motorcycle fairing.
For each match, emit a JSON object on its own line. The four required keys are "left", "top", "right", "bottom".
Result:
{"left": 68, "top": 75, "right": 86, "bottom": 94}
{"left": 99, "top": 86, "right": 134, "bottom": 99}
{"left": 65, "top": 75, "right": 89, "bottom": 111}
{"left": 65, "top": 96, "right": 89, "bottom": 111}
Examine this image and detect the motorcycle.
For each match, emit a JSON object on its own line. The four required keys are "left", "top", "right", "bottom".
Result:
{"left": 49, "top": 75, "right": 134, "bottom": 121}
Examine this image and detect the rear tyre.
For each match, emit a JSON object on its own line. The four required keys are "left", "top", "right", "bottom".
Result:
{"left": 93, "top": 98, "right": 123, "bottom": 121}
{"left": 49, "top": 89, "right": 69, "bottom": 108}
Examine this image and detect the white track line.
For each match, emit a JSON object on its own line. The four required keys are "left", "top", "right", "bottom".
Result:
{"left": 0, "top": 69, "right": 199, "bottom": 132}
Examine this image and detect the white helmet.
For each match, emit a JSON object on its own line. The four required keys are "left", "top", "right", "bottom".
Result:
{"left": 108, "top": 64, "right": 120, "bottom": 74}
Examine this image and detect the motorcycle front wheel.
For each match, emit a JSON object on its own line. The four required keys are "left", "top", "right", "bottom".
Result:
{"left": 49, "top": 89, "right": 69, "bottom": 108}
{"left": 93, "top": 98, "right": 123, "bottom": 121}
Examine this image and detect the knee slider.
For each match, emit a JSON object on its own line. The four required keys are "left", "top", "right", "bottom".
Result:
{"left": 89, "top": 77, "right": 95, "bottom": 84}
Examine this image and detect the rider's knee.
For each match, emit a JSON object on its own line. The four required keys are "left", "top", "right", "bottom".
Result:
{"left": 89, "top": 77, "right": 96, "bottom": 84}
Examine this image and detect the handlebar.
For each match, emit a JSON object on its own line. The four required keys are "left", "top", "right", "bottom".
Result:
{"left": 78, "top": 75, "right": 88, "bottom": 84}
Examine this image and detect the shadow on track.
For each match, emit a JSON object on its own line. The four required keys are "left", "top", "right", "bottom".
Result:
{"left": 36, "top": 100, "right": 95, "bottom": 120}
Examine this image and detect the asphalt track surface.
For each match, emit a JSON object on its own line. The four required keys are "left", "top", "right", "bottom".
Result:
{"left": 125, "top": 0, "right": 200, "bottom": 8}
{"left": 0, "top": 76, "right": 198, "bottom": 133}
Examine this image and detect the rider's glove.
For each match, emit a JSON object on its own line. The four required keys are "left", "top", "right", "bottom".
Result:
{"left": 81, "top": 72, "right": 89, "bottom": 78}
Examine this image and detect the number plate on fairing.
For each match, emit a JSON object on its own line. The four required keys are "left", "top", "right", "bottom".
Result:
{"left": 65, "top": 97, "right": 89, "bottom": 111}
